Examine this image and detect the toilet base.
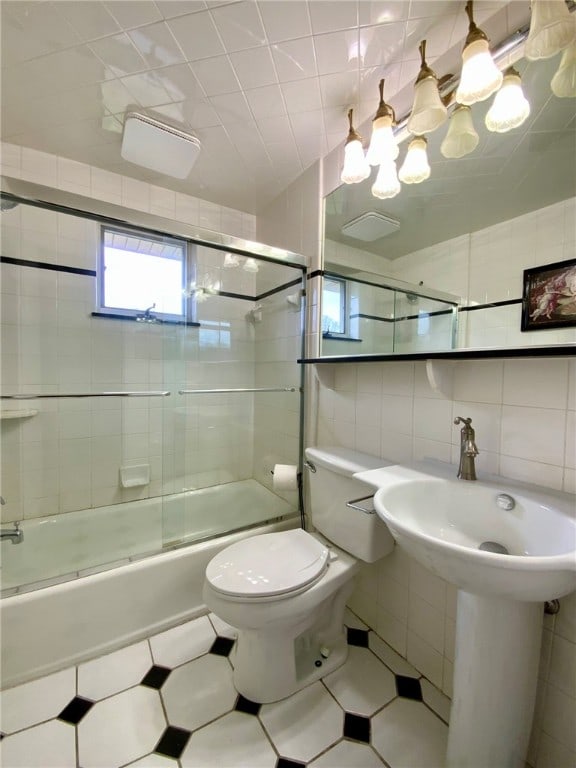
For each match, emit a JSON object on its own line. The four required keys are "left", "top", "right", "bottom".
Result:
{"left": 231, "top": 580, "right": 354, "bottom": 703}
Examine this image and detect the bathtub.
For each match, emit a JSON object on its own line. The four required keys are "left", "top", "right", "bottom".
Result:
{"left": 0, "top": 480, "right": 298, "bottom": 689}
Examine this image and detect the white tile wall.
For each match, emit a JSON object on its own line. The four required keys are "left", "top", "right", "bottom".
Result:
{"left": 1, "top": 147, "right": 304, "bottom": 527}
{"left": 315, "top": 356, "right": 575, "bottom": 766}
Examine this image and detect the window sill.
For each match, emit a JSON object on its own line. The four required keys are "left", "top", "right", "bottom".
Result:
{"left": 91, "top": 312, "right": 200, "bottom": 327}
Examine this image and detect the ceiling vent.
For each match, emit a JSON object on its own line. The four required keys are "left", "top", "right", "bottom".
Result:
{"left": 121, "top": 112, "right": 201, "bottom": 180}
{"left": 341, "top": 211, "right": 400, "bottom": 241}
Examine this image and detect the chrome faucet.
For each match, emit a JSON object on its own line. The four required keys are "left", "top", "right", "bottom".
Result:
{"left": 1, "top": 521, "right": 24, "bottom": 544}
{"left": 454, "top": 416, "right": 479, "bottom": 481}
{"left": 0, "top": 497, "right": 24, "bottom": 543}
{"left": 136, "top": 303, "right": 159, "bottom": 323}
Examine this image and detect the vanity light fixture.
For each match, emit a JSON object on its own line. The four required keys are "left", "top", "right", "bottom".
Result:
{"left": 371, "top": 159, "right": 401, "bottom": 200}
{"left": 340, "top": 109, "right": 371, "bottom": 184}
{"left": 525, "top": 0, "right": 576, "bottom": 61}
{"left": 455, "top": 0, "right": 503, "bottom": 105}
{"left": 485, "top": 67, "right": 531, "bottom": 132}
{"left": 440, "top": 104, "right": 480, "bottom": 158}
{"left": 407, "top": 41, "right": 448, "bottom": 135}
{"left": 366, "top": 79, "right": 399, "bottom": 165}
{"left": 398, "top": 136, "right": 431, "bottom": 184}
{"left": 551, "top": 41, "right": 576, "bottom": 96}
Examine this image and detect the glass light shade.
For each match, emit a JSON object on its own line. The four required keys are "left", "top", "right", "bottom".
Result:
{"left": 243, "top": 257, "right": 259, "bottom": 273}
{"left": 366, "top": 115, "right": 399, "bottom": 165}
{"left": 440, "top": 105, "right": 479, "bottom": 159}
{"left": 455, "top": 39, "right": 503, "bottom": 105}
{"left": 341, "top": 137, "right": 371, "bottom": 184}
{"left": 371, "top": 160, "right": 401, "bottom": 200}
{"left": 407, "top": 77, "right": 448, "bottom": 135}
{"left": 551, "top": 42, "right": 576, "bottom": 97}
{"left": 525, "top": 0, "right": 576, "bottom": 61}
{"left": 485, "top": 71, "right": 530, "bottom": 133}
{"left": 223, "top": 253, "right": 240, "bottom": 268}
{"left": 399, "top": 137, "right": 431, "bottom": 184}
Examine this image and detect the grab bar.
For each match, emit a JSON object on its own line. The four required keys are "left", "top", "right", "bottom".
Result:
{"left": 178, "top": 387, "right": 299, "bottom": 394}
{"left": 1, "top": 391, "right": 171, "bottom": 399}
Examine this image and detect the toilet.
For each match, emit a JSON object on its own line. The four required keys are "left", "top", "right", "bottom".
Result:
{"left": 203, "top": 446, "right": 395, "bottom": 703}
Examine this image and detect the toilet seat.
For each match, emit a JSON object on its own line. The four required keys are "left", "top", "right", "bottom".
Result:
{"left": 205, "top": 529, "right": 329, "bottom": 600}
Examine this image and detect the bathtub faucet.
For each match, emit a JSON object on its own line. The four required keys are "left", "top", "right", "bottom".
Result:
{"left": 1, "top": 521, "right": 24, "bottom": 544}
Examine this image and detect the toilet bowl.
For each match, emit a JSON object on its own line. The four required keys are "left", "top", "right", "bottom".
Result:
{"left": 203, "top": 447, "right": 395, "bottom": 703}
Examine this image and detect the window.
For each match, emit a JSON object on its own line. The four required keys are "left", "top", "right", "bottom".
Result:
{"left": 98, "top": 226, "right": 189, "bottom": 321}
{"left": 322, "top": 276, "right": 347, "bottom": 335}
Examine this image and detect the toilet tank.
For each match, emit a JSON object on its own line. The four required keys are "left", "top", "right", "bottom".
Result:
{"left": 305, "top": 446, "right": 395, "bottom": 563}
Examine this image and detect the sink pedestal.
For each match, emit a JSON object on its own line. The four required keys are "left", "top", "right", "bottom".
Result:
{"left": 447, "top": 591, "right": 542, "bottom": 768}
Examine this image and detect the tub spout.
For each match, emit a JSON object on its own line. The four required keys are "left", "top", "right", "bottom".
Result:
{"left": 1, "top": 521, "right": 24, "bottom": 544}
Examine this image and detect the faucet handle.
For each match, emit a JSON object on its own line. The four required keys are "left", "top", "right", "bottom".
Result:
{"left": 454, "top": 416, "right": 472, "bottom": 426}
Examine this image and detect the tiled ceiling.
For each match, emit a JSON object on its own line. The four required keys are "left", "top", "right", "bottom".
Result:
{"left": 1, "top": 0, "right": 514, "bottom": 214}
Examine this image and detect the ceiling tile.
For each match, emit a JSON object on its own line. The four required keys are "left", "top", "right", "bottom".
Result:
{"left": 120, "top": 71, "right": 174, "bottom": 107}
{"left": 99, "top": 78, "right": 141, "bottom": 114}
{"left": 157, "top": 1, "right": 208, "bottom": 19}
{"left": 0, "top": 2, "right": 80, "bottom": 65}
{"left": 190, "top": 55, "right": 240, "bottom": 96}
{"left": 53, "top": 2, "right": 120, "bottom": 42}
{"left": 162, "top": 99, "right": 222, "bottom": 128}
{"left": 127, "top": 21, "right": 186, "bottom": 68}
{"left": 104, "top": 1, "right": 162, "bottom": 30}
{"left": 23, "top": 46, "right": 106, "bottom": 93}
{"left": 244, "top": 84, "right": 287, "bottom": 119}
{"left": 256, "top": 115, "right": 296, "bottom": 145}
{"left": 89, "top": 33, "right": 148, "bottom": 77}
{"left": 281, "top": 78, "right": 323, "bottom": 115}
{"left": 209, "top": 91, "right": 253, "bottom": 125}
{"left": 155, "top": 63, "right": 204, "bottom": 101}
{"left": 308, "top": 1, "right": 359, "bottom": 34}
{"left": 360, "top": 22, "right": 408, "bottom": 69}
{"left": 209, "top": 1, "right": 267, "bottom": 52}
{"left": 166, "top": 10, "right": 225, "bottom": 61}
{"left": 257, "top": 1, "right": 311, "bottom": 43}
{"left": 408, "top": 1, "right": 455, "bottom": 21}
{"left": 359, "top": 2, "right": 410, "bottom": 27}
{"left": 271, "top": 37, "right": 317, "bottom": 83}
{"left": 405, "top": 15, "right": 457, "bottom": 60}
{"left": 229, "top": 46, "right": 277, "bottom": 91}
{"left": 319, "top": 71, "right": 359, "bottom": 109}
{"left": 314, "top": 29, "right": 361, "bottom": 76}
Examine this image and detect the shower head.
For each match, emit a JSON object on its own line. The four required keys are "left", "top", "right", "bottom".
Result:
{"left": 0, "top": 199, "right": 19, "bottom": 212}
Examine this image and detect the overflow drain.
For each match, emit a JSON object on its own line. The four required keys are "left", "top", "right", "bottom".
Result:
{"left": 479, "top": 541, "right": 510, "bottom": 555}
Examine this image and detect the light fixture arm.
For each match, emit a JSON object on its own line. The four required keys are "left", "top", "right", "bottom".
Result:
{"left": 464, "top": 0, "right": 489, "bottom": 46}
{"left": 415, "top": 40, "right": 438, "bottom": 83}
{"left": 345, "top": 108, "right": 363, "bottom": 145}
{"left": 373, "top": 79, "right": 396, "bottom": 123}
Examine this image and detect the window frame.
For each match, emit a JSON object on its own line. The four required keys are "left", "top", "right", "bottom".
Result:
{"left": 322, "top": 275, "right": 348, "bottom": 336}
{"left": 97, "top": 224, "right": 194, "bottom": 322}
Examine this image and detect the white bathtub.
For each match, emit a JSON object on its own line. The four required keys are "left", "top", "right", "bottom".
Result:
{"left": 0, "top": 481, "right": 298, "bottom": 689}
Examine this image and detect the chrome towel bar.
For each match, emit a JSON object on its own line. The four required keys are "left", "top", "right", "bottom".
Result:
{"left": 1, "top": 391, "right": 171, "bottom": 399}
{"left": 178, "top": 387, "right": 299, "bottom": 394}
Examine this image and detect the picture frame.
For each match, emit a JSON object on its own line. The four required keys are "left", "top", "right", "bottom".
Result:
{"left": 521, "top": 258, "right": 576, "bottom": 332}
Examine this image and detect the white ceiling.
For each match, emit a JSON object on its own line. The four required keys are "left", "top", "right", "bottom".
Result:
{"left": 1, "top": 0, "right": 516, "bottom": 215}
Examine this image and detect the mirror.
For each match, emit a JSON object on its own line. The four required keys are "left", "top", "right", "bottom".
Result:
{"left": 322, "top": 54, "right": 576, "bottom": 357}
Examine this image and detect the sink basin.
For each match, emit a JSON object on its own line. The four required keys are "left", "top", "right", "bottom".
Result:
{"left": 357, "top": 461, "right": 576, "bottom": 767}
{"left": 357, "top": 463, "right": 576, "bottom": 602}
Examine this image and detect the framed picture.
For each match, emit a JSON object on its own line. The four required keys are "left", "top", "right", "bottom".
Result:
{"left": 521, "top": 258, "right": 576, "bottom": 332}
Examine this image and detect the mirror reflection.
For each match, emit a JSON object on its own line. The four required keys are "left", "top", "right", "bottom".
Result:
{"left": 322, "top": 54, "right": 575, "bottom": 357}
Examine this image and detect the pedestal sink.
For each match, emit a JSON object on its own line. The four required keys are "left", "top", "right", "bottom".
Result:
{"left": 356, "top": 462, "right": 576, "bottom": 768}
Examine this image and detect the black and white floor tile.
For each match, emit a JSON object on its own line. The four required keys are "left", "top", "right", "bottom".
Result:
{"left": 0, "top": 609, "right": 450, "bottom": 768}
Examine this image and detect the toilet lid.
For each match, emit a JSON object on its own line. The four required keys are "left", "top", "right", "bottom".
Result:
{"left": 206, "top": 529, "right": 329, "bottom": 599}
